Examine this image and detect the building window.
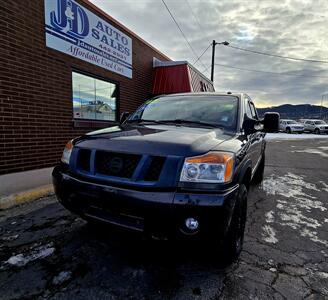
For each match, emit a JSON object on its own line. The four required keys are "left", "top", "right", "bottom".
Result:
{"left": 72, "top": 72, "right": 117, "bottom": 121}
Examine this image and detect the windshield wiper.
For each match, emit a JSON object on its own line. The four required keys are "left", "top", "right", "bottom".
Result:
{"left": 127, "top": 118, "right": 221, "bottom": 128}
{"left": 126, "top": 119, "right": 167, "bottom": 125}
{"left": 161, "top": 119, "right": 219, "bottom": 128}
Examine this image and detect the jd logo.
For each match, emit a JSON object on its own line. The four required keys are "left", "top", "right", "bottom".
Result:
{"left": 50, "top": 0, "right": 89, "bottom": 39}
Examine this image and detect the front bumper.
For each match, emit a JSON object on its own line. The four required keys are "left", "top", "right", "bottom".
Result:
{"left": 52, "top": 166, "right": 239, "bottom": 240}
{"left": 290, "top": 128, "right": 304, "bottom": 133}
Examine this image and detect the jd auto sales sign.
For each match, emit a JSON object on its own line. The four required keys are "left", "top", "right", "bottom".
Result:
{"left": 44, "top": 0, "right": 132, "bottom": 78}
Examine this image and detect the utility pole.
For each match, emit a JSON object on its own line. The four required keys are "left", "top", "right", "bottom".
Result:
{"left": 210, "top": 40, "right": 216, "bottom": 82}
{"left": 210, "top": 41, "right": 229, "bottom": 83}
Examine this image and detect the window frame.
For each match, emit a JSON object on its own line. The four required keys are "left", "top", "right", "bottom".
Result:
{"left": 244, "top": 95, "right": 258, "bottom": 120}
{"left": 71, "top": 69, "right": 120, "bottom": 128}
{"left": 250, "top": 102, "right": 258, "bottom": 120}
{"left": 245, "top": 101, "right": 253, "bottom": 119}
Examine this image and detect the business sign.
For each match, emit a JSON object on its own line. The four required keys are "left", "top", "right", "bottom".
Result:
{"left": 44, "top": 0, "right": 132, "bottom": 78}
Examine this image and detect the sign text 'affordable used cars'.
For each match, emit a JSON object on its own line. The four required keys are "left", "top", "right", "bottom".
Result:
{"left": 44, "top": 0, "right": 132, "bottom": 78}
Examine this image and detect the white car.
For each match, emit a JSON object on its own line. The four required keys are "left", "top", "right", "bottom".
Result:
{"left": 303, "top": 119, "right": 328, "bottom": 134}
{"left": 279, "top": 119, "right": 304, "bottom": 133}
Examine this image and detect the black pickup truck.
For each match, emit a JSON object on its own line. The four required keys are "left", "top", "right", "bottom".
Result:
{"left": 53, "top": 92, "right": 279, "bottom": 262}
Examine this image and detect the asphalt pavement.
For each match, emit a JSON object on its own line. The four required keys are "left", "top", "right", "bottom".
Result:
{"left": 0, "top": 138, "right": 327, "bottom": 299}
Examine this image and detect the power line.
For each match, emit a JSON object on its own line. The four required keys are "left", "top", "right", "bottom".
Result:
{"left": 184, "top": 0, "right": 212, "bottom": 73}
{"left": 193, "top": 43, "right": 211, "bottom": 65}
{"left": 184, "top": 0, "right": 217, "bottom": 78}
{"left": 161, "top": 0, "right": 207, "bottom": 70}
{"left": 184, "top": 0, "right": 205, "bottom": 32}
{"left": 225, "top": 44, "right": 328, "bottom": 64}
{"left": 200, "top": 63, "right": 328, "bottom": 79}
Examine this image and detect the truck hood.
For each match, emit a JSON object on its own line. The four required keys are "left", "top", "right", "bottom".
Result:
{"left": 75, "top": 125, "right": 235, "bottom": 157}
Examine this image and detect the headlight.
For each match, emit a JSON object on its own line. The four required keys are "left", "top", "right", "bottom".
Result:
{"left": 180, "top": 152, "right": 234, "bottom": 183}
{"left": 61, "top": 140, "right": 73, "bottom": 164}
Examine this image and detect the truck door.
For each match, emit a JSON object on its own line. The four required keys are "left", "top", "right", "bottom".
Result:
{"left": 304, "top": 121, "right": 310, "bottom": 131}
{"left": 245, "top": 96, "right": 263, "bottom": 175}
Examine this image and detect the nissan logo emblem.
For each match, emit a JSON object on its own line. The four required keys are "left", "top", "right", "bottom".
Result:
{"left": 108, "top": 157, "right": 124, "bottom": 174}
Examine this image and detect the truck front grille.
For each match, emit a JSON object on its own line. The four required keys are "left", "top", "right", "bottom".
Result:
{"left": 144, "top": 156, "right": 166, "bottom": 181}
{"left": 77, "top": 149, "right": 91, "bottom": 172}
{"left": 96, "top": 151, "right": 142, "bottom": 178}
{"left": 76, "top": 149, "right": 167, "bottom": 182}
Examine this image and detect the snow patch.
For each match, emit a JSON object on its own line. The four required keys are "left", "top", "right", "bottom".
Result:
{"left": 319, "top": 181, "right": 328, "bottom": 193}
{"left": 262, "top": 172, "right": 320, "bottom": 199}
{"left": 5, "top": 243, "right": 55, "bottom": 267}
{"left": 261, "top": 173, "right": 327, "bottom": 247}
{"left": 265, "top": 133, "right": 328, "bottom": 140}
{"left": 279, "top": 212, "right": 321, "bottom": 229}
{"left": 262, "top": 225, "right": 278, "bottom": 244}
{"left": 300, "top": 228, "right": 328, "bottom": 247}
{"left": 292, "top": 149, "right": 328, "bottom": 158}
{"left": 2, "top": 234, "right": 19, "bottom": 242}
{"left": 265, "top": 211, "right": 275, "bottom": 223}
{"left": 318, "top": 146, "right": 328, "bottom": 150}
{"left": 52, "top": 271, "right": 72, "bottom": 285}
{"left": 316, "top": 272, "right": 328, "bottom": 279}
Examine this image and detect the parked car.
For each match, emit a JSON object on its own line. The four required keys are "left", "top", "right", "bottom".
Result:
{"left": 302, "top": 119, "right": 328, "bottom": 134}
{"left": 279, "top": 119, "right": 304, "bottom": 133}
{"left": 53, "top": 92, "right": 279, "bottom": 263}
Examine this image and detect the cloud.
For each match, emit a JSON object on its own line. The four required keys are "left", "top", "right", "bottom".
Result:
{"left": 90, "top": 0, "right": 328, "bottom": 107}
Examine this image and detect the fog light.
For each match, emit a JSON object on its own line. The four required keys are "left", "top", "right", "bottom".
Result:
{"left": 185, "top": 218, "right": 199, "bottom": 230}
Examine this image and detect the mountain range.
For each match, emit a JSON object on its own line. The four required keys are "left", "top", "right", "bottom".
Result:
{"left": 257, "top": 104, "right": 328, "bottom": 120}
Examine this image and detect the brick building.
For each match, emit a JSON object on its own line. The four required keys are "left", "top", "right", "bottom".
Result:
{"left": 0, "top": 0, "right": 214, "bottom": 185}
{"left": 0, "top": 0, "right": 173, "bottom": 176}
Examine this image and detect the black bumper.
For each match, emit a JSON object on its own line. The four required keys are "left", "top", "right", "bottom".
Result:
{"left": 52, "top": 166, "right": 239, "bottom": 239}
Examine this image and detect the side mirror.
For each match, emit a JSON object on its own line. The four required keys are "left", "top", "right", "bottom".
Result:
{"left": 262, "top": 112, "right": 280, "bottom": 133}
{"left": 120, "top": 111, "right": 130, "bottom": 124}
{"left": 242, "top": 115, "right": 257, "bottom": 135}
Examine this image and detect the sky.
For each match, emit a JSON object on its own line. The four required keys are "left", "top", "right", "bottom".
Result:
{"left": 90, "top": 0, "right": 328, "bottom": 108}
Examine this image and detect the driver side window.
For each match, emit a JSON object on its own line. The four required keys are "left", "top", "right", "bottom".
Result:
{"left": 249, "top": 102, "right": 258, "bottom": 120}
{"left": 246, "top": 101, "right": 253, "bottom": 119}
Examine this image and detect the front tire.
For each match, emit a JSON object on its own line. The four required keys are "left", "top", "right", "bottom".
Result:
{"left": 315, "top": 128, "right": 320, "bottom": 134}
{"left": 221, "top": 184, "right": 248, "bottom": 264}
{"left": 286, "top": 127, "right": 291, "bottom": 134}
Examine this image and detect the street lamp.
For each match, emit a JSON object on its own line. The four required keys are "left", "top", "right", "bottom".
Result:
{"left": 210, "top": 40, "right": 229, "bottom": 82}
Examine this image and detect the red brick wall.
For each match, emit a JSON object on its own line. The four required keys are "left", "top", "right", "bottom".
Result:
{"left": 0, "top": 0, "right": 170, "bottom": 175}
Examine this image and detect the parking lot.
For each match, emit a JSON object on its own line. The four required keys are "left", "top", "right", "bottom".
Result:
{"left": 0, "top": 137, "right": 327, "bottom": 299}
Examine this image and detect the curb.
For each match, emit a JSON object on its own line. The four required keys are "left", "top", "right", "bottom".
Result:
{"left": 0, "top": 185, "right": 54, "bottom": 210}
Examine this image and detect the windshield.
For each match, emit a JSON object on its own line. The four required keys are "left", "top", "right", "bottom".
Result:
{"left": 287, "top": 120, "right": 298, "bottom": 124}
{"left": 129, "top": 95, "right": 239, "bottom": 129}
{"left": 315, "top": 121, "right": 326, "bottom": 125}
